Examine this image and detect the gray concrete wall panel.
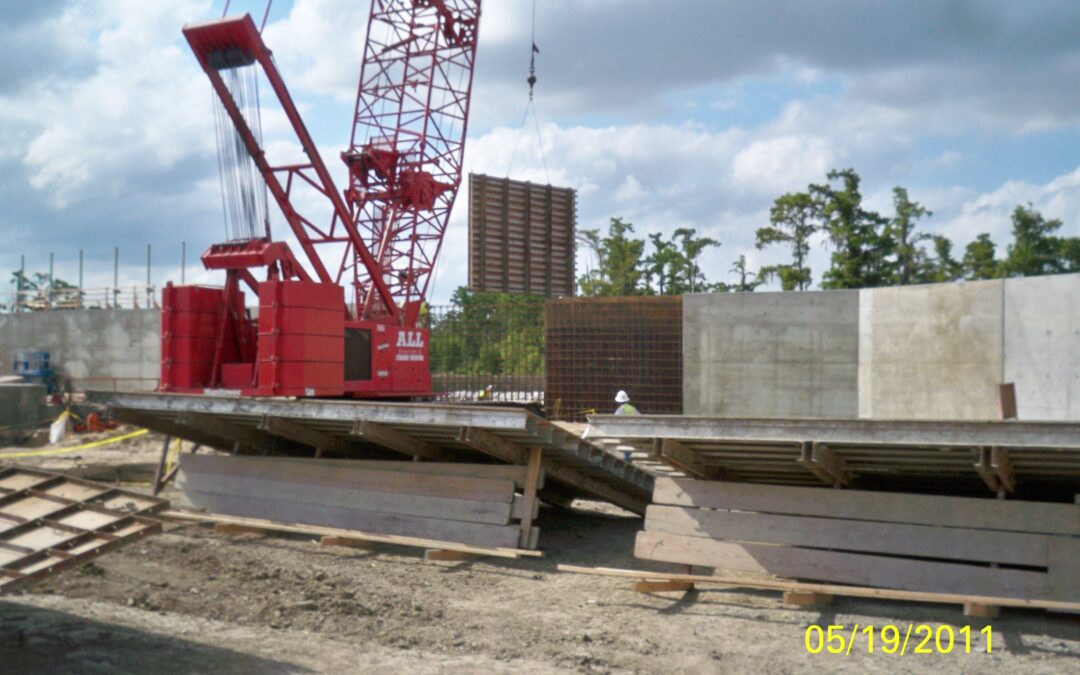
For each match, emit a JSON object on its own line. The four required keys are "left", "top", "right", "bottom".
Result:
{"left": 0, "top": 310, "right": 159, "bottom": 391}
{"left": 1003, "top": 273, "right": 1080, "bottom": 421}
{"left": 683, "top": 291, "right": 859, "bottom": 417}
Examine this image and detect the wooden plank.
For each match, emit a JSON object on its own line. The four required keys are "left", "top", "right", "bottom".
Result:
{"left": 634, "top": 531, "right": 1052, "bottom": 600}
{"left": 180, "top": 454, "right": 515, "bottom": 503}
{"left": 556, "top": 564, "right": 1080, "bottom": 612}
{"left": 460, "top": 426, "right": 647, "bottom": 514}
{"left": 178, "top": 470, "right": 515, "bottom": 525}
{"left": 783, "top": 591, "right": 832, "bottom": 607}
{"left": 1046, "top": 537, "right": 1080, "bottom": 602}
{"left": 319, "top": 536, "right": 372, "bottom": 550}
{"left": 352, "top": 420, "right": 441, "bottom": 460}
{"left": 424, "top": 549, "right": 479, "bottom": 562}
{"left": 650, "top": 477, "right": 1080, "bottom": 535}
{"left": 182, "top": 491, "right": 528, "bottom": 549}
{"left": 259, "top": 416, "right": 350, "bottom": 455}
{"left": 632, "top": 579, "right": 693, "bottom": 593}
{"left": 643, "top": 505, "right": 1051, "bottom": 566}
{"left": 214, "top": 523, "right": 266, "bottom": 536}
{"left": 110, "top": 408, "right": 232, "bottom": 451}
{"left": 165, "top": 510, "right": 542, "bottom": 558}
{"left": 233, "top": 455, "right": 543, "bottom": 490}
{"left": 457, "top": 426, "right": 527, "bottom": 464}
{"left": 658, "top": 438, "right": 721, "bottom": 479}
{"left": 796, "top": 442, "right": 849, "bottom": 487}
{"left": 964, "top": 603, "right": 1000, "bottom": 618}
{"left": 177, "top": 412, "right": 276, "bottom": 453}
{"left": 518, "top": 448, "right": 542, "bottom": 548}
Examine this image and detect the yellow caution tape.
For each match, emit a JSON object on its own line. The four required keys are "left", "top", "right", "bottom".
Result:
{"left": 0, "top": 428, "right": 150, "bottom": 459}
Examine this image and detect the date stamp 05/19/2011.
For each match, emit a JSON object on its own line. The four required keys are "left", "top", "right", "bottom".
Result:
{"left": 805, "top": 624, "right": 993, "bottom": 656}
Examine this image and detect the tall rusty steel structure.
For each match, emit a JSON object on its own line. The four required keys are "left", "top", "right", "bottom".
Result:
{"left": 468, "top": 174, "right": 576, "bottom": 297}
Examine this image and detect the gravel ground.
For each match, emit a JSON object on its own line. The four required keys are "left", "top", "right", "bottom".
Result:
{"left": 1, "top": 432, "right": 1078, "bottom": 673}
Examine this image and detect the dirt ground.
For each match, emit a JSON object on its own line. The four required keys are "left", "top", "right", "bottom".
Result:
{"left": 1, "top": 430, "right": 1078, "bottom": 674}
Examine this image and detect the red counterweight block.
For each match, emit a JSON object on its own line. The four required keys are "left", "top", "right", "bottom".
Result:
{"left": 160, "top": 284, "right": 250, "bottom": 392}
{"left": 252, "top": 280, "right": 345, "bottom": 397}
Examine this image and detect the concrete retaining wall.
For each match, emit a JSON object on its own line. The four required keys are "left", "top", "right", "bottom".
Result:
{"left": 684, "top": 273, "right": 1079, "bottom": 421}
{"left": 0, "top": 310, "right": 159, "bottom": 391}
{"left": 858, "top": 280, "right": 1005, "bottom": 420}
{"left": 1003, "top": 274, "right": 1080, "bottom": 421}
{"left": 683, "top": 290, "right": 859, "bottom": 418}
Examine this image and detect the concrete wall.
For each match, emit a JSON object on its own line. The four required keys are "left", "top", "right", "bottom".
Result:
{"left": 683, "top": 290, "right": 859, "bottom": 418}
{"left": 1003, "top": 274, "right": 1080, "bottom": 420}
{"left": 0, "top": 310, "right": 159, "bottom": 391}
{"left": 858, "top": 279, "right": 1005, "bottom": 420}
{"left": 684, "top": 273, "right": 1079, "bottom": 421}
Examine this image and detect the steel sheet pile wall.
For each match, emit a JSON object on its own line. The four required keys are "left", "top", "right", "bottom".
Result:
{"left": 546, "top": 297, "right": 681, "bottom": 421}
{"left": 468, "top": 173, "right": 576, "bottom": 297}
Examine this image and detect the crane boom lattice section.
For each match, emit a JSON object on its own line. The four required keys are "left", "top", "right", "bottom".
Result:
{"left": 345, "top": 0, "right": 482, "bottom": 322}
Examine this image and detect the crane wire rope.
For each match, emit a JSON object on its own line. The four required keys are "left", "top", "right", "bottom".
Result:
{"left": 506, "top": 0, "right": 550, "bottom": 184}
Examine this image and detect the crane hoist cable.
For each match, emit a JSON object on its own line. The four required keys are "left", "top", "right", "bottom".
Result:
{"left": 506, "top": 0, "right": 550, "bottom": 184}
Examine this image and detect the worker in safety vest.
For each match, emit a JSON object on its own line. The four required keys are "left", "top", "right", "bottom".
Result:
{"left": 613, "top": 390, "right": 639, "bottom": 415}
{"left": 477, "top": 384, "right": 494, "bottom": 401}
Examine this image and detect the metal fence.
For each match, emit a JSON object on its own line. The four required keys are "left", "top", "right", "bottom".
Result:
{"left": 424, "top": 297, "right": 546, "bottom": 402}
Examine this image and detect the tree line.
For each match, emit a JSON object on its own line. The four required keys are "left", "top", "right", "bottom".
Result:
{"left": 576, "top": 168, "right": 1080, "bottom": 295}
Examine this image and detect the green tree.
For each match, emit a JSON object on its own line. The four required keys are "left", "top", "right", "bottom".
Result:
{"left": 644, "top": 228, "right": 721, "bottom": 294}
{"left": 919, "top": 235, "right": 962, "bottom": 283}
{"left": 671, "top": 227, "right": 720, "bottom": 293}
{"left": 962, "top": 233, "right": 1000, "bottom": 280}
{"left": 810, "top": 168, "right": 893, "bottom": 289}
{"left": 577, "top": 217, "right": 647, "bottom": 296}
{"left": 1003, "top": 204, "right": 1068, "bottom": 277}
{"left": 729, "top": 255, "right": 763, "bottom": 292}
{"left": 756, "top": 192, "right": 817, "bottom": 290}
{"left": 644, "top": 232, "right": 681, "bottom": 295}
{"left": 888, "top": 187, "right": 933, "bottom": 285}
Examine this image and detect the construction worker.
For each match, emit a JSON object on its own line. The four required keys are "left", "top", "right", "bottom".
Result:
{"left": 477, "top": 384, "right": 494, "bottom": 401}
{"left": 614, "top": 390, "right": 639, "bottom": 415}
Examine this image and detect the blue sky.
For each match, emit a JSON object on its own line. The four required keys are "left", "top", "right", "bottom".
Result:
{"left": 2, "top": 0, "right": 1079, "bottom": 305}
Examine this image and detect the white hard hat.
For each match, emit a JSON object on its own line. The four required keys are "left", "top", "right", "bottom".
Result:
{"left": 615, "top": 390, "right": 630, "bottom": 403}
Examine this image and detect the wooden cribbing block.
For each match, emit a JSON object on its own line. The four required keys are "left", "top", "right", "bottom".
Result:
{"left": 424, "top": 549, "right": 480, "bottom": 562}
{"left": 963, "top": 603, "right": 1000, "bottom": 619}
{"left": 319, "top": 536, "right": 373, "bottom": 550}
{"left": 631, "top": 579, "right": 694, "bottom": 593}
{"left": 214, "top": 523, "right": 266, "bottom": 536}
{"left": 783, "top": 591, "right": 833, "bottom": 607}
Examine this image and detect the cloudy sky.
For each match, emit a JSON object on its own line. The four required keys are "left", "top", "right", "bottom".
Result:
{"left": 2, "top": 0, "right": 1079, "bottom": 304}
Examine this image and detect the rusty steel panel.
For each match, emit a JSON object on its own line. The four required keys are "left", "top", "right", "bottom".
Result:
{"left": 546, "top": 297, "right": 682, "bottom": 421}
{"left": 468, "top": 173, "right": 576, "bottom": 297}
{"left": 0, "top": 467, "right": 167, "bottom": 594}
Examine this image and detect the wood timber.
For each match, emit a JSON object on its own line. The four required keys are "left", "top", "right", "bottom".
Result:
{"left": 197, "top": 455, "right": 544, "bottom": 490}
{"left": 352, "top": 420, "right": 442, "bottom": 460}
{"left": 631, "top": 579, "right": 694, "bottom": 593}
{"left": 424, "top": 549, "right": 480, "bottom": 562}
{"left": 643, "top": 505, "right": 1051, "bottom": 566}
{"left": 554, "top": 565, "right": 1080, "bottom": 613}
{"left": 181, "top": 454, "right": 516, "bottom": 503}
{"left": 634, "top": 530, "right": 1054, "bottom": 600}
{"left": 651, "top": 478, "right": 1080, "bottom": 536}
{"left": 259, "top": 415, "right": 350, "bottom": 455}
{"left": 166, "top": 510, "right": 543, "bottom": 559}
{"left": 783, "top": 591, "right": 833, "bottom": 607}
{"left": 518, "top": 448, "right": 543, "bottom": 548}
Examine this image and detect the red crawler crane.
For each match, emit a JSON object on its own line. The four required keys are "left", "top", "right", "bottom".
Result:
{"left": 161, "top": 1, "right": 482, "bottom": 398}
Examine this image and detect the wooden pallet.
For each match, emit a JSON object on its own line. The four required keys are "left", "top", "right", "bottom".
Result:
{"left": 634, "top": 478, "right": 1080, "bottom": 612}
